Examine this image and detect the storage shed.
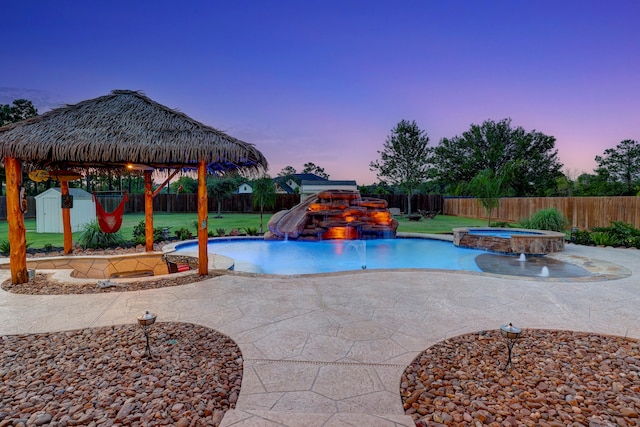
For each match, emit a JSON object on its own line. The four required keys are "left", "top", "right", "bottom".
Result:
{"left": 35, "top": 188, "right": 96, "bottom": 233}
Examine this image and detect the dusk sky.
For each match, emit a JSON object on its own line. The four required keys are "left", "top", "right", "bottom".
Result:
{"left": 1, "top": 1, "right": 638, "bottom": 185}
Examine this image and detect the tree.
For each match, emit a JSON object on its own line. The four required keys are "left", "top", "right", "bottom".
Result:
{"left": 431, "top": 118, "right": 563, "bottom": 196}
{"left": 0, "top": 99, "right": 38, "bottom": 195}
{"left": 207, "top": 175, "right": 242, "bottom": 218}
{"left": 369, "top": 120, "right": 432, "bottom": 215}
{"left": 251, "top": 174, "right": 277, "bottom": 234}
{"left": 0, "top": 99, "right": 38, "bottom": 126}
{"left": 468, "top": 163, "right": 515, "bottom": 226}
{"left": 594, "top": 139, "right": 640, "bottom": 196}
{"left": 278, "top": 166, "right": 297, "bottom": 177}
{"left": 302, "top": 162, "right": 329, "bottom": 179}
{"left": 170, "top": 176, "right": 198, "bottom": 194}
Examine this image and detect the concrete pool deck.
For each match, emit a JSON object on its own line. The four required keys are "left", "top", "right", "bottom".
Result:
{"left": 1, "top": 243, "right": 639, "bottom": 426}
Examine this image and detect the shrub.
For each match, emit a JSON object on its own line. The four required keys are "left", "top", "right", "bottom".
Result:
{"left": 244, "top": 226, "right": 259, "bottom": 236}
{"left": 590, "top": 221, "right": 640, "bottom": 248}
{"left": 174, "top": 227, "right": 193, "bottom": 240}
{"left": 132, "top": 220, "right": 165, "bottom": 244}
{"left": 627, "top": 236, "right": 640, "bottom": 249}
{"left": 589, "top": 231, "right": 620, "bottom": 247}
{"left": 571, "top": 229, "right": 593, "bottom": 246}
{"left": 43, "top": 243, "right": 54, "bottom": 251}
{"left": 216, "top": 228, "right": 226, "bottom": 237}
{"left": 78, "top": 221, "right": 127, "bottom": 249}
{"left": 519, "top": 208, "right": 566, "bottom": 232}
{"left": 491, "top": 222, "right": 512, "bottom": 228}
{"left": 0, "top": 240, "right": 33, "bottom": 254}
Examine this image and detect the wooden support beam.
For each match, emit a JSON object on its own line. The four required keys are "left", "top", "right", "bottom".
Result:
{"left": 197, "top": 161, "right": 209, "bottom": 276}
{"left": 144, "top": 171, "right": 154, "bottom": 252}
{"left": 152, "top": 169, "right": 181, "bottom": 198}
{"left": 5, "top": 157, "right": 28, "bottom": 284}
{"left": 60, "top": 181, "right": 73, "bottom": 254}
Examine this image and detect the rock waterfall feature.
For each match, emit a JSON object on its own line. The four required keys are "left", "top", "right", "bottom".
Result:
{"left": 265, "top": 190, "right": 398, "bottom": 241}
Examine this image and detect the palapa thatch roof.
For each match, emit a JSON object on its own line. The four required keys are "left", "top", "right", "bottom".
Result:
{"left": 0, "top": 90, "right": 268, "bottom": 173}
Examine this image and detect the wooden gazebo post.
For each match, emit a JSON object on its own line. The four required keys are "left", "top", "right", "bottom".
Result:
{"left": 60, "top": 181, "right": 73, "bottom": 254}
{"left": 5, "top": 156, "right": 28, "bottom": 284}
{"left": 197, "top": 161, "right": 209, "bottom": 275}
{"left": 144, "top": 170, "right": 154, "bottom": 252}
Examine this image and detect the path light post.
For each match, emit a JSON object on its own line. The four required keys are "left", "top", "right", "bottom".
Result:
{"left": 500, "top": 323, "right": 521, "bottom": 371}
{"left": 137, "top": 311, "right": 157, "bottom": 358}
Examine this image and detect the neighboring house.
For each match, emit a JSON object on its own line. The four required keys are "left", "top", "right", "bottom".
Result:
{"left": 272, "top": 173, "right": 327, "bottom": 194}
{"left": 300, "top": 180, "right": 358, "bottom": 199}
{"left": 237, "top": 182, "right": 253, "bottom": 194}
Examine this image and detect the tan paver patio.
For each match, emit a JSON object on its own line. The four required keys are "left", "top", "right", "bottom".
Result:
{"left": 1, "top": 244, "right": 638, "bottom": 426}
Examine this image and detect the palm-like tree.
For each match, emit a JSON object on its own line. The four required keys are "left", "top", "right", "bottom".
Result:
{"left": 252, "top": 174, "right": 277, "bottom": 234}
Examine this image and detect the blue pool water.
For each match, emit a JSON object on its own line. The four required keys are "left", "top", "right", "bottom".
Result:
{"left": 174, "top": 238, "right": 487, "bottom": 275}
{"left": 468, "top": 230, "right": 544, "bottom": 239}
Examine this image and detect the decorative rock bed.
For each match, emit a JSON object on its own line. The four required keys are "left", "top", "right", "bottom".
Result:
{"left": 0, "top": 323, "right": 242, "bottom": 426}
{"left": 402, "top": 329, "right": 640, "bottom": 426}
{"left": 453, "top": 228, "right": 565, "bottom": 255}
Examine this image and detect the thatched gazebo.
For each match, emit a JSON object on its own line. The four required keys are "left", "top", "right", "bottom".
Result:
{"left": 0, "top": 90, "right": 268, "bottom": 284}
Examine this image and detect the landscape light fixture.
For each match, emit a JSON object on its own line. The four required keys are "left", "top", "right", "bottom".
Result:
{"left": 500, "top": 322, "right": 522, "bottom": 371}
{"left": 137, "top": 310, "right": 157, "bottom": 357}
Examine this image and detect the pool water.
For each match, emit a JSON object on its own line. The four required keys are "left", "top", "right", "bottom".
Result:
{"left": 467, "top": 230, "right": 544, "bottom": 239}
{"left": 175, "top": 238, "right": 486, "bottom": 275}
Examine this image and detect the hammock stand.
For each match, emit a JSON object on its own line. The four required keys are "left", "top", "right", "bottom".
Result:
{"left": 93, "top": 191, "right": 129, "bottom": 233}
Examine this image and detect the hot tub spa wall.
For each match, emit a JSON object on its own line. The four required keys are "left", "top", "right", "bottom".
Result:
{"left": 453, "top": 228, "right": 565, "bottom": 254}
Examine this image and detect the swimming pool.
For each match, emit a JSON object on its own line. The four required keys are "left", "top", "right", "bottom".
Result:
{"left": 173, "top": 238, "right": 486, "bottom": 275}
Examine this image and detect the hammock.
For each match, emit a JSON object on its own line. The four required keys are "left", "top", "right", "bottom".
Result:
{"left": 93, "top": 192, "right": 129, "bottom": 233}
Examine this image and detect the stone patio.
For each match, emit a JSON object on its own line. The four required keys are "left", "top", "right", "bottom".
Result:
{"left": 0, "top": 243, "right": 638, "bottom": 426}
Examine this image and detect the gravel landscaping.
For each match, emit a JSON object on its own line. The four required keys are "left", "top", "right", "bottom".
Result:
{"left": 402, "top": 329, "right": 640, "bottom": 426}
{"left": 1, "top": 323, "right": 242, "bottom": 427}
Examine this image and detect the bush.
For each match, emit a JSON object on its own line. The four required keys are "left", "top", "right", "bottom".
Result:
{"left": 519, "top": 208, "right": 566, "bottom": 232}
{"left": 244, "top": 226, "right": 259, "bottom": 236}
{"left": 627, "top": 236, "right": 640, "bottom": 249}
{"left": 591, "top": 221, "right": 640, "bottom": 248}
{"left": 590, "top": 231, "right": 620, "bottom": 247}
{"left": 216, "top": 228, "right": 226, "bottom": 237}
{"left": 174, "top": 227, "right": 193, "bottom": 240}
{"left": 132, "top": 220, "right": 165, "bottom": 244}
{"left": 491, "top": 222, "right": 512, "bottom": 228}
{"left": 78, "top": 221, "right": 127, "bottom": 249}
{"left": 571, "top": 229, "right": 593, "bottom": 246}
{"left": 0, "top": 240, "right": 10, "bottom": 254}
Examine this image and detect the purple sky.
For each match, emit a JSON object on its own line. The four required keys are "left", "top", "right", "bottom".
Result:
{"left": 1, "top": 1, "right": 638, "bottom": 185}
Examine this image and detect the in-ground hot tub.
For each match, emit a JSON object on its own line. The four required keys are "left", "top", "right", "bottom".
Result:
{"left": 453, "top": 227, "right": 565, "bottom": 254}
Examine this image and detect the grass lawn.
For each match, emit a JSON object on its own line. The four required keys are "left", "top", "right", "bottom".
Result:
{"left": 0, "top": 212, "right": 487, "bottom": 249}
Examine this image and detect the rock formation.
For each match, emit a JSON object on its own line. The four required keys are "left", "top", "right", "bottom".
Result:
{"left": 265, "top": 190, "right": 398, "bottom": 241}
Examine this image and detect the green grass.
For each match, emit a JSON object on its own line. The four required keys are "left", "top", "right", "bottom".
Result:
{"left": 0, "top": 213, "right": 487, "bottom": 249}
{"left": 394, "top": 214, "right": 487, "bottom": 234}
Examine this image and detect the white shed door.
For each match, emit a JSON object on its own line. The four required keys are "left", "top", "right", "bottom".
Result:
{"left": 42, "top": 197, "right": 62, "bottom": 233}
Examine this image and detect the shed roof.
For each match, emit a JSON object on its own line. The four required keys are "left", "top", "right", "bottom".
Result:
{"left": 35, "top": 187, "right": 94, "bottom": 199}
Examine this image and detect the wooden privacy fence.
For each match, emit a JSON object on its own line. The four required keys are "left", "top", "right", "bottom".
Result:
{"left": 444, "top": 196, "right": 640, "bottom": 229}
{"left": 360, "top": 194, "right": 444, "bottom": 213}
{"left": 7, "top": 194, "right": 637, "bottom": 230}
{"left": 0, "top": 194, "right": 301, "bottom": 220}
